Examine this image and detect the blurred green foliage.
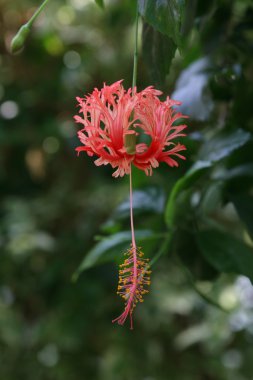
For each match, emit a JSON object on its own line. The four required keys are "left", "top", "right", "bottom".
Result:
{"left": 0, "top": 0, "right": 253, "bottom": 379}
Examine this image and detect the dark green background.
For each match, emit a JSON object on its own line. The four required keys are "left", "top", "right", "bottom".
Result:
{"left": 0, "top": 0, "right": 253, "bottom": 379}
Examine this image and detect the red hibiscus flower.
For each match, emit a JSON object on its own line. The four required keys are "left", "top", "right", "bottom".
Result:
{"left": 75, "top": 80, "right": 187, "bottom": 177}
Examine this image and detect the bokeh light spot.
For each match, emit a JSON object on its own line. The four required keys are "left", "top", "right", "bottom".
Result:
{"left": 0, "top": 100, "right": 19, "bottom": 119}
{"left": 219, "top": 286, "right": 238, "bottom": 309}
{"left": 43, "top": 137, "right": 60, "bottom": 154}
{"left": 59, "top": 120, "right": 76, "bottom": 138}
{"left": 63, "top": 50, "right": 81, "bottom": 70}
{"left": 25, "top": 149, "right": 45, "bottom": 180}
{"left": 70, "top": 0, "right": 90, "bottom": 10}
{"left": 37, "top": 344, "right": 59, "bottom": 367}
{"left": 57, "top": 6, "right": 76, "bottom": 25}
{"left": 222, "top": 349, "right": 243, "bottom": 369}
{"left": 44, "top": 35, "right": 64, "bottom": 56}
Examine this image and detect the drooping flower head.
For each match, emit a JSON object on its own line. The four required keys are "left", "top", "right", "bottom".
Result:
{"left": 75, "top": 80, "right": 187, "bottom": 177}
{"left": 74, "top": 80, "right": 188, "bottom": 329}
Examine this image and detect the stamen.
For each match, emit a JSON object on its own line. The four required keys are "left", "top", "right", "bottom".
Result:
{"left": 112, "top": 245, "right": 151, "bottom": 329}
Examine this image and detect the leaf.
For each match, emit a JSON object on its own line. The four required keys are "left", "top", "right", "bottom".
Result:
{"left": 181, "top": 0, "right": 198, "bottom": 36}
{"left": 217, "top": 163, "right": 253, "bottom": 181}
{"left": 229, "top": 194, "right": 253, "bottom": 239}
{"left": 198, "top": 129, "right": 251, "bottom": 163}
{"left": 142, "top": 23, "right": 176, "bottom": 88}
{"left": 73, "top": 230, "right": 159, "bottom": 280}
{"left": 165, "top": 161, "right": 212, "bottom": 228}
{"left": 113, "top": 187, "right": 165, "bottom": 220}
{"left": 150, "top": 234, "right": 173, "bottom": 267}
{"left": 179, "top": 262, "right": 227, "bottom": 312}
{"left": 138, "top": 0, "right": 185, "bottom": 47}
{"left": 175, "top": 229, "right": 219, "bottom": 281}
{"left": 180, "top": 161, "right": 213, "bottom": 186}
{"left": 172, "top": 57, "right": 214, "bottom": 121}
{"left": 94, "top": 0, "right": 104, "bottom": 8}
{"left": 200, "top": 181, "right": 224, "bottom": 215}
{"left": 101, "top": 187, "right": 165, "bottom": 233}
{"left": 197, "top": 229, "right": 253, "bottom": 282}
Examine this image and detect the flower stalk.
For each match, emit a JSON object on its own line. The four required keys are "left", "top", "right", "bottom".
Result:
{"left": 112, "top": 166, "right": 151, "bottom": 329}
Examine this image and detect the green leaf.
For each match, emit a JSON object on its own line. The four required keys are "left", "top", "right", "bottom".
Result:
{"left": 179, "top": 161, "right": 212, "bottom": 186}
{"left": 101, "top": 187, "right": 165, "bottom": 233}
{"left": 217, "top": 163, "right": 253, "bottom": 181}
{"left": 172, "top": 58, "right": 214, "bottom": 121}
{"left": 230, "top": 194, "right": 253, "bottom": 239}
{"left": 165, "top": 161, "right": 212, "bottom": 228}
{"left": 179, "top": 262, "right": 228, "bottom": 312}
{"left": 112, "top": 187, "right": 165, "bottom": 220}
{"left": 181, "top": 0, "right": 197, "bottom": 36}
{"left": 142, "top": 23, "right": 176, "bottom": 88}
{"left": 95, "top": 0, "right": 104, "bottom": 8}
{"left": 150, "top": 234, "right": 173, "bottom": 267}
{"left": 201, "top": 181, "right": 224, "bottom": 216}
{"left": 198, "top": 129, "right": 251, "bottom": 163}
{"left": 138, "top": 0, "right": 185, "bottom": 47}
{"left": 175, "top": 229, "right": 219, "bottom": 281}
{"left": 197, "top": 230, "right": 253, "bottom": 282}
{"left": 73, "top": 230, "right": 158, "bottom": 280}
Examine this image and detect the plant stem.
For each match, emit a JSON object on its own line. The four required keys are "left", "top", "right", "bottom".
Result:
{"left": 27, "top": 0, "right": 52, "bottom": 28}
{"left": 129, "top": 165, "right": 136, "bottom": 250}
{"left": 132, "top": 2, "right": 139, "bottom": 91}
